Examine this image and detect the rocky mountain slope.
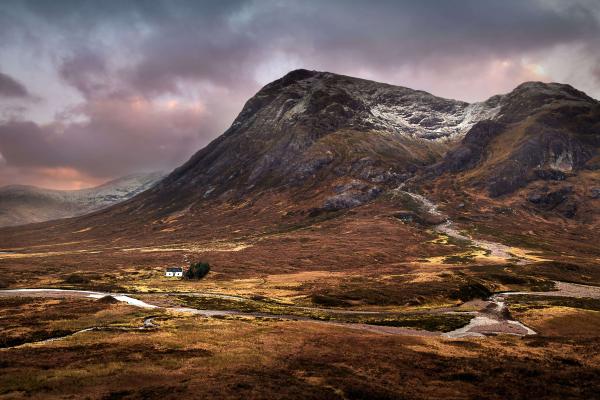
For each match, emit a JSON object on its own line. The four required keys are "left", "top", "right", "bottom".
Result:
{"left": 429, "top": 81, "right": 600, "bottom": 218}
{"left": 0, "top": 172, "right": 164, "bottom": 226}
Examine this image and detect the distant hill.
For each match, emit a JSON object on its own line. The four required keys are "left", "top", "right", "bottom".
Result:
{"left": 0, "top": 172, "right": 164, "bottom": 226}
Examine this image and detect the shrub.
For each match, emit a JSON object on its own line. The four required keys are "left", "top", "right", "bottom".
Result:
{"left": 184, "top": 262, "right": 210, "bottom": 280}
{"left": 450, "top": 282, "right": 491, "bottom": 302}
{"left": 311, "top": 294, "right": 351, "bottom": 307}
{"left": 63, "top": 274, "right": 91, "bottom": 284}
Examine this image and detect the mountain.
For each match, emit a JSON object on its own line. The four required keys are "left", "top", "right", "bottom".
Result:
{"left": 1, "top": 70, "right": 598, "bottom": 248}
{"left": 130, "top": 70, "right": 500, "bottom": 213}
{"left": 0, "top": 172, "right": 165, "bottom": 227}
{"left": 134, "top": 70, "right": 598, "bottom": 217}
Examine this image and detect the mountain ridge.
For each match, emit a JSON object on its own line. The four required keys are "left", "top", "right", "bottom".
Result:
{"left": 144, "top": 70, "right": 598, "bottom": 211}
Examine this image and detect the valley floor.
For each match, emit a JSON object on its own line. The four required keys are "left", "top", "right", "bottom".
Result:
{"left": 1, "top": 197, "right": 599, "bottom": 399}
{"left": 1, "top": 293, "right": 600, "bottom": 400}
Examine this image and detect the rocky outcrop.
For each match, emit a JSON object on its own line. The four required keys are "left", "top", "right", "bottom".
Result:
{"left": 533, "top": 169, "right": 567, "bottom": 181}
{"left": 323, "top": 180, "right": 382, "bottom": 211}
{"left": 526, "top": 186, "right": 577, "bottom": 218}
{"left": 433, "top": 120, "right": 505, "bottom": 173}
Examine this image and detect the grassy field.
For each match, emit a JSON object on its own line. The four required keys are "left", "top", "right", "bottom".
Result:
{"left": 1, "top": 296, "right": 599, "bottom": 399}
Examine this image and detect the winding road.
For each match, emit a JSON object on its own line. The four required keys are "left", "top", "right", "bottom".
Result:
{"left": 2, "top": 279, "right": 599, "bottom": 346}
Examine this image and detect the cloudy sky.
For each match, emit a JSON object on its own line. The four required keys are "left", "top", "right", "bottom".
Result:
{"left": 0, "top": 0, "right": 599, "bottom": 189}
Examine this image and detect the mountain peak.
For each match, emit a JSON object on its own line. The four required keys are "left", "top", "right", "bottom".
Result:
{"left": 508, "top": 80, "right": 596, "bottom": 103}
{"left": 231, "top": 69, "right": 501, "bottom": 143}
{"left": 492, "top": 80, "right": 597, "bottom": 125}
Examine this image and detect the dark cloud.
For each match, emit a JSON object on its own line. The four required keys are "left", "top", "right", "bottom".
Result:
{"left": 0, "top": 94, "right": 214, "bottom": 179}
{"left": 119, "top": 0, "right": 600, "bottom": 95}
{"left": 0, "top": 0, "right": 599, "bottom": 188}
{"left": 0, "top": 72, "right": 31, "bottom": 98}
{"left": 59, "top": 50, "right": 110, "bottom": 99}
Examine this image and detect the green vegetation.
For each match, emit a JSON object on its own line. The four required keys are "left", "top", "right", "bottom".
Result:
{"left": 366, "top": 314, "right": 473, "bottom": 332}
{"left": 311, "top": 294, "right": 352, "bottom": 307}
{"left": 442, "top": 254, "right": 476, "bottom": 264}
{"left": 175, "top": 295, "right": 473, "bottom": 332}
{"left": 63, "top": 274, "right": 91, "bottom": 284}
{"left": 506, "top": 295, "right": 600, "bottom": 312}
{"left": 458, "top": 264, "right": 556, "bottom": 292}
{"left": 184, "top": 261, "right": 210, "bottom": 280}
{"left": 176, "top": 295, "right": 326, "bottom": 318}
{"left": 0, "top": 329, "right": 79, "bottom": 349}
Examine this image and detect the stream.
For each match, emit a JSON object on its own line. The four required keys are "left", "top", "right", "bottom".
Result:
{"left": 443, "top": 296, "right": 536, "bottom": 338}
{"left": 397, "top": 189, "right": 536, "bottom": 264}
{"left": 394, "top": 190, "right": 598, "bottom": 337}
{"left": 449, "top": 281, "right": 600, "bottom": 338}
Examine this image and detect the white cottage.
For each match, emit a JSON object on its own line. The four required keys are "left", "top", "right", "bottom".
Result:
{"left": 165, "top": 266, "right": 183, "bottom": 277}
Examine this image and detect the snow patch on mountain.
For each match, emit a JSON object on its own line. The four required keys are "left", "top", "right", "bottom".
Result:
{"left": 366, "top": 98, "right": 501, "bottom": 141}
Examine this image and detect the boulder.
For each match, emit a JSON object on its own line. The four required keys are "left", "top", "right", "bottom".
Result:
{"left": 526, "top": 186, "right": 577, "bottom": 217}
{"left": 526, "top": 186, "right": 572, "bottom": 208}
{"left": 323, "top": 184, "right": 382, "bottom": 211}
{"left": 533, "top": 169, "right": 566, "bottom": 181}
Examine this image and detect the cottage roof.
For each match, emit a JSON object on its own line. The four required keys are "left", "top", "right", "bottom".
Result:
{"left": 166, "top": 267, "right": 183, "bottom": 272}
